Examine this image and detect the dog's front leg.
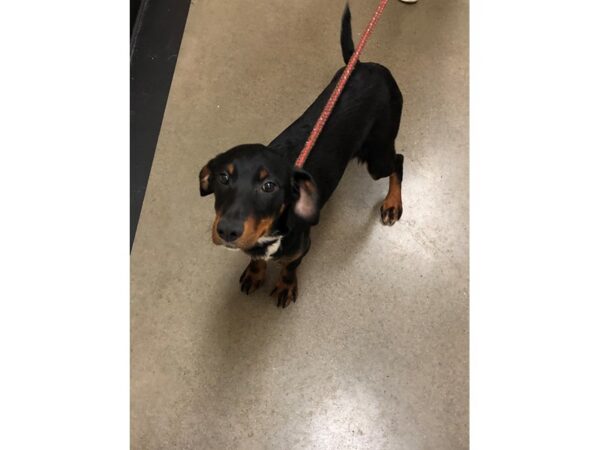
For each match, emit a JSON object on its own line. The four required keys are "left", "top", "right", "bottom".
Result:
{"left": 239, "top": 259, "right": 267, "bottom": 295}
{"left": 270, "top": 257, "right": 301, "bottom": 308}
{"left": 270, "top": 233, "right": 311, "bottom": 308}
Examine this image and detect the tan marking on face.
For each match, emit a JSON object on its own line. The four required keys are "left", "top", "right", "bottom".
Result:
{"left": 258, "top": 168, "right": 269, "bottom": 180}
{"left": 236, "top": 216, "right": 276, "bottom": 249}
{"left": 200, "top": 165, "right": 211, "bottom": 192}
{"left": 226, "top": 163, "right": 234, "bottom": 175}
{"left": 211, "top": 213, "right": 222, "bottom": 245}
{"left": 301, "top": 179, "right": 315, "bottom": 195}
{"left": 382, "top": 173, "right": 403, "bottom": 210}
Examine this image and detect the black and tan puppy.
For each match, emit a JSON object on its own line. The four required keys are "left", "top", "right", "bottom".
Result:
{"left": 199, "top": 6, "right": 404, "bottom": 307}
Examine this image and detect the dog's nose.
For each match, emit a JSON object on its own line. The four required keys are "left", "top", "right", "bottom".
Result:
{"left": 216, "top": 219, "right": 244, "bottom": 242}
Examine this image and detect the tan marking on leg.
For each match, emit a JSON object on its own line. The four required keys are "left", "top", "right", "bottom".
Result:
{"left": 381, "top": 173, "right": 403, "bottom": 226}
{"left": 239, "top": 259, "right": 267, "bottom": 294}
{"left": 270, "top": 254, "right": 302, "bottom": 308}
{"left": 249, "top": 259, "right": 266, "bottom": 274}
{"left": 277, "top": 250, "right": 303, "bottom": 266}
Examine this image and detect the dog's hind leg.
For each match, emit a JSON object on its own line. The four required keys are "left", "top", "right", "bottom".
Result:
{"left": 361, "top": 132, "right": 404, "bottom": 226}
{"left": 380, "top": 153, "right": 403, "bottom": 226}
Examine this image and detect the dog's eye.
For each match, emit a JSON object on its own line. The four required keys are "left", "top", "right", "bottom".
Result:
{"left": 262, "top": 181, "right": 277, "bottom": 193}
{"left": 218, "top": 172, "right": 230, "bottom": 185}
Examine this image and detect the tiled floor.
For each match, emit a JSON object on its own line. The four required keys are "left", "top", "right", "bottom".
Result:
{"left": 131, "top": 0, "right": 468, "bottom": 448}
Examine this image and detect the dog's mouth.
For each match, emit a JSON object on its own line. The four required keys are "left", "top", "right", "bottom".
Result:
{"left": 211, "top": 215, "right": 276, "bottom": 251}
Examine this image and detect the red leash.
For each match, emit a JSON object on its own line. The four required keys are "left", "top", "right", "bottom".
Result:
{"left": 294, "top": 0, "right": 390, "bottom": 168}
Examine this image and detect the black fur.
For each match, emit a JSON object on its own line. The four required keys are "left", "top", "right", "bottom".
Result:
{"left": 199, "top": 6, "right": 405, "bottom": 306}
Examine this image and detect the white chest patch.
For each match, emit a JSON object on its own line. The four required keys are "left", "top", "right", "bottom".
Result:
{"left": 256, "top": 235, "right": 282, "bottom": 260}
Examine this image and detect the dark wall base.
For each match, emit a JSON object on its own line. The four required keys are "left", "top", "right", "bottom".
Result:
{"left": 130, "top": 0, "right": 192, "bottom": 250}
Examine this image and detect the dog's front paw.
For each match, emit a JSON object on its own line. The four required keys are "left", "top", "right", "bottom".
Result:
{"left": 270, "top": 276, "right": 298, "bottom": 308}
{"left": 239, "top": 260, "right": 267, "bottom": 295}
{"left": 380, "top": 202, "right": 403, "bottom": 226}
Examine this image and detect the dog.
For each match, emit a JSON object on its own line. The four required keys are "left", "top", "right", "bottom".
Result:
{"left": 199, "top": 5, "right": 404, "bottom": 307}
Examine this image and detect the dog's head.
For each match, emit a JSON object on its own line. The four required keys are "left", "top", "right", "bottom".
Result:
{"left": 199, "top": 144, "right": 319, "bottom": 250}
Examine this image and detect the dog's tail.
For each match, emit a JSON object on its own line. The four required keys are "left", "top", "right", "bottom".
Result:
{"left": 340, "top": 4, "right": 355, "bottom": 64}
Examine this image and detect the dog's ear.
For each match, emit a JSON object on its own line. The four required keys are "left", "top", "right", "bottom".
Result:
{"left": 291, "top": 168, "right": 319, "bottom": 225}
{"left": 199, "top": 160, "right": 214, "bottom": 196}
